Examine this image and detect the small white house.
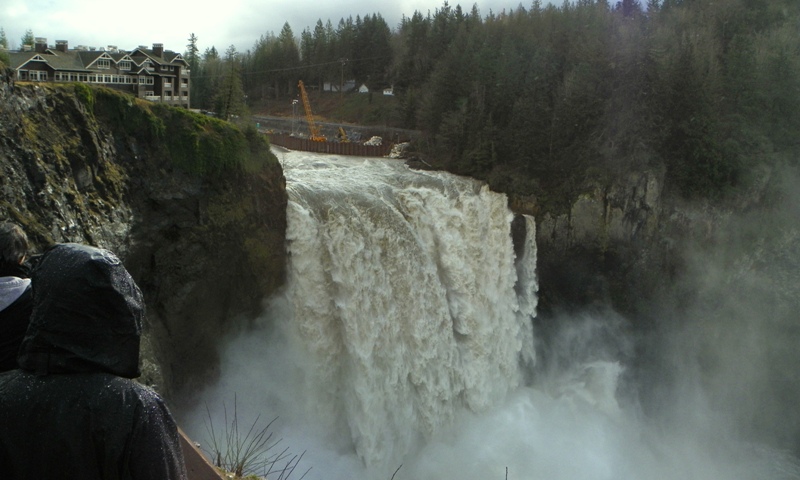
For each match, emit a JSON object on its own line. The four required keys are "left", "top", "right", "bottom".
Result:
{"left": 358, "top": 83, "right": 369, "bottom": 93}
{"left": 383, "top": 86, "right": 394, "bottom": 96}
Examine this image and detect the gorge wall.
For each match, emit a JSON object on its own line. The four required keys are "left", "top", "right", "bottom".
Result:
{"left": 3, "top": 66, "right": 797, "bottom": 455}
{"left": 509, "top": 159, "right": 800, "bottom": 455}
{"left": 0, "top": 70, "right": 287, "bottom": 401}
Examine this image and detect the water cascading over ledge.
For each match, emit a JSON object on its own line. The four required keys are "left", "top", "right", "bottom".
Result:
{"left": 188, "top": 150, "right": 800, "bottom": 480}
{"left": 280, "top": 151, "right": 538, "bottom": 467}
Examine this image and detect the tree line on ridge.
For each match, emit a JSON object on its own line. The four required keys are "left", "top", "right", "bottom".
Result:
{"left": 7, "top": 1, "right": 797, "bottom": 202}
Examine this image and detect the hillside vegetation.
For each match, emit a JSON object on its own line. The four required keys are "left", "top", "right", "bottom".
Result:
{"left": 191, "top": 0, "right": 799, "bottom": 210}
{"left": 388, "top": 0, "right": 800, "bottom": 206}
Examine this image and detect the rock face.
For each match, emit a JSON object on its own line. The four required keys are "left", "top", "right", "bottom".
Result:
{"left": 514, "top": 163, "right": 777, "bottom": 321}
{"left": 507, "top": 170, "right": 667, "bottom": 316}
{"left": 0, "top": 70, "right": 287, "bottom": 401}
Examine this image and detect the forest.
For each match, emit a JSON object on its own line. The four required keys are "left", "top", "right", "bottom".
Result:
{"left": 172, "top": 0, "right": 800, "bottom": 202}
{"left": 1, "top": 1, "right": 798, "bottom": 202}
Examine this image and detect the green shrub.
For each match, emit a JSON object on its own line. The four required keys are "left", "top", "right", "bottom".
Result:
{"left": 68, "top": 84, "right": 278, "bottom": 177}
{"left": 73, "top": 83, "right": 95, "bottom": 112}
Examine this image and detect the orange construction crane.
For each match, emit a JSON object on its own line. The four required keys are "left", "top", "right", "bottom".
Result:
{"left": 297, "top": 80, "right": 325, "bottom": 142}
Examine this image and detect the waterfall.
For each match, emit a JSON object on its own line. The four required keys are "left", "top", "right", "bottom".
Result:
{"left": 281, "top": 151, "right": 537, "bottom": 467}
{"left": 186, "top": 150, "right": 800, "bottom": 480}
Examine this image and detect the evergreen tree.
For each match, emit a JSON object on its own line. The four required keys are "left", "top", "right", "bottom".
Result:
{"left": 353, "top": 14, "right": 392, "bottom": 90}
{"left": 312, "top": 20, "right": 331, "bottom": 90}
{"left": 334, "top": 17, "right": 357, "bottom": 85}
{"left": 246, "top": 32, "right": 277, "bottom": 102}
{"left": 300, "top": 27, "right": 314, "bottom": 84}
{"left": 275, "top": 23, "right": 300, "bottom": 95}
{"left": 392, "top": 11, "right": 431, "bottom": 92}
{"left": 185, "top": 33, "right": 200, "bottom": 72}
{"left": 185, "top": 33, "right": 200, "bottom": 104}
{"left": 615, "top": 0, "right": 643, "bottom": 17}
{"left": 0, "top": 28, "right": 8, "bottom": 65}
{"left": 191, "top": 46, "right": 222, "bottom": 110}
{"left": 214, "top": 45, "right": 247, "bottom": 120}
{"left": 20, "top": 29, "right": 34, "bottom": 48}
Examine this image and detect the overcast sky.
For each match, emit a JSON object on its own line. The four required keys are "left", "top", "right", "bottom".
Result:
{"left": 3, "top": 0, "right": 544, "bottom": 54}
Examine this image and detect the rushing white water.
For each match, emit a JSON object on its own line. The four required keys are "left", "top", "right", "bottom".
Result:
{"left": 185, "top": 150, "right": 800, "bottom": 480}
{"left": 281, "top": 150, "right": 536, "bottom": 468}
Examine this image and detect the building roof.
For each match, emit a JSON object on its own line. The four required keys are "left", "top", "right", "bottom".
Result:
{"left": 129, "top": 47, "right": 188, "bottom": 67}
{"left": 9, "top": 43, "right": 187, "bottom": 73}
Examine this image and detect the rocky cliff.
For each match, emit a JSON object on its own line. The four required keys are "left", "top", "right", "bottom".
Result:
{"left": 510, "top": 162, "right": 784, "bottom": 320}
{"left": 509, "top": 151, "right": 800, "bottom": 455}
{"left": 0, "top": 70, "right": 287, "bottom": 401}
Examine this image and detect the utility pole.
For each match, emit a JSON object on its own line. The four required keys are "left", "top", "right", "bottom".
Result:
{"left": 292, "top": 99, "right": 298, "bottom": 136}
{"left": 339, "top": 58, "right": 347, "bottom": 99}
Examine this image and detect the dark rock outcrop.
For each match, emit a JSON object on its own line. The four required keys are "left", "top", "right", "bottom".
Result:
{"left": 0, "top": 70, "right": 287, "bottom": 401}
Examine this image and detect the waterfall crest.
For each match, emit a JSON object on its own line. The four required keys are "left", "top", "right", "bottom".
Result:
{"left": 281, "top": 152, "right": 537, "bottom": 466}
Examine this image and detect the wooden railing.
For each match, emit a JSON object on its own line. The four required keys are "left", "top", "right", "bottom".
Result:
{"left": 267, "top": 133, "right": 392, "bottom": 157}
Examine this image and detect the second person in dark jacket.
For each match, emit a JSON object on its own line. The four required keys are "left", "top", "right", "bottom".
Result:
{"left": 0, "top": 222, "right": 33, "bottom": 372}
{"left": 0, "top": 243, "right": 188, "bottom": 480}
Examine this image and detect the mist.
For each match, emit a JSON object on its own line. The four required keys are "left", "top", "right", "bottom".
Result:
{"left": 182, "top": 305, "right": 800, "bottom": 480}
{"left": 178, "top": 156, "right": 800, "bottom": 479}
{"left": 635, "top": 164, "right": 800, "bottom": 459}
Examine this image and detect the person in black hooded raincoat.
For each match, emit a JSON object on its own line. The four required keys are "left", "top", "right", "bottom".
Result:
{"left": 0, "top": 222, "right": 34, "bottom": 372}
{"left": 0, "top": 243, "right": 188, "bottom": 480}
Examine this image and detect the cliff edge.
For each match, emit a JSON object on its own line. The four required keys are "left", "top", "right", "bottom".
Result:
{"left": 0, "top": 69, "right": 287, "bottom": 400}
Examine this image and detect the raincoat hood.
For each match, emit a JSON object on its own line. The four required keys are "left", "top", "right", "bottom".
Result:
{"left": 18, "top": 243, "right": 144, "bottom": 378}
{"left": 0, "top": 276, "right": 30, "bottom": 311}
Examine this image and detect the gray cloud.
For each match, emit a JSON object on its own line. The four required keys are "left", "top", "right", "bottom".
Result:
{"left": 3, "top": 0, "right": 539, "bottom": 53}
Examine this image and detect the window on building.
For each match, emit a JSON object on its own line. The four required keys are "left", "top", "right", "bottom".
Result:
{"left": 118, "top": 61, "right": 131, "bottom": 70}
{"left": 104, "top": 75, "right": 112, "bottom": 83}
{"left": 79, "top": 74, "right": 88, "bottom": 82}
{"left": 97, "top": 59, "right": 110, "bottom": 69}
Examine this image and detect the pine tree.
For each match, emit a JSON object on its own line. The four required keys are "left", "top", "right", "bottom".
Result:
{"left": 185, "top": 33, "right": 200, "bottom": 72}
{"left": 214, "top": 45, "right": 247, "bottom": 120}
{"left": 20, "top": 29, "right": 34, "bottom": 48}
{"left": 276, "top": 23, "right": 300, "bottom": 95}
{"left": 353, "top": 14, "right": 392, "bottom": 90}
{"left": 184, "top": 34, "right": 201, "bottom": 108}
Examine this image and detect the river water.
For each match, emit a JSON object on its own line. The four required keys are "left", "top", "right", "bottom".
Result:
{"left": 185, "top": 150, "right": 800, "bottom": 480}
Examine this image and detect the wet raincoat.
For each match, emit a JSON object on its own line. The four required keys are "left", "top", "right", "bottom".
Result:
{"left": 0, "top": 261, "right": 32, "bottom": 372}
{"left": 0, "top": 243, "right": 188, "bottom": 480}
